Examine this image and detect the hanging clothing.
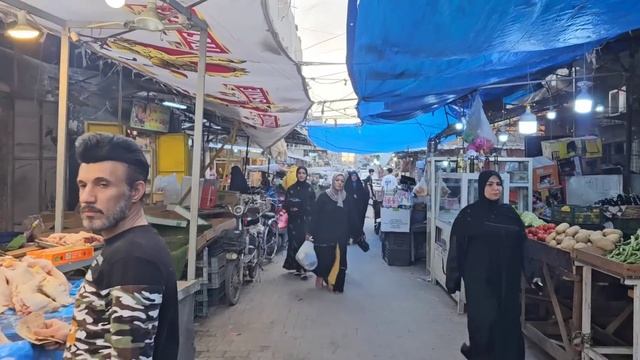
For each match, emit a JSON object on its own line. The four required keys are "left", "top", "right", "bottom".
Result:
{"left": 345, "top": 172, "right": 370, "bottom": 240}
{"left": 229, "top": 166, "right": 250, "bottom": 194}
{"left": 446, "top": 170, "right": 526, "bottom": 360}
{"left": 282, "top": 179, "right": 316, "bottom": 272}
{"left": 311, "top": 191, "right": 350, "bottom": 292}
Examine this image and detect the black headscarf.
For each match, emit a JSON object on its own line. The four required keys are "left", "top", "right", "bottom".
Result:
{"left": 229, "top": 166, "right": 250, "bottom": 194}
{"left": 295, "top": 166, "right": 309, "bottom": 185}
{"left": 345, "top": 171, "right": 365, "bottom": 194}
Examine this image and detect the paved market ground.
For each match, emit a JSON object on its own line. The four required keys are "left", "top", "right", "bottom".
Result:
{"left": 195, "top": 216, "right": 551, "bottom": 360}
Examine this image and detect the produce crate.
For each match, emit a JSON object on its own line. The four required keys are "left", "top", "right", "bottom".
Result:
{"left": 381, "top": 232, "right": 412, "bottom": 266}
{"left": 611, "top": 218, "right": 640, "bottom": 237}
{"left": 382, "top": 232, "right": 411, "bottom": 250}
{"left": 551, "top": 205, "right": 602, "bottom": 225}
{"left": 27, "top": 245, "right": 93, "bottom": 266}
{"left": 573, "top": 246, "right": 640, "bottom": 279}
{"left": 383, "top": 245, "right": 412, "bottom": 266}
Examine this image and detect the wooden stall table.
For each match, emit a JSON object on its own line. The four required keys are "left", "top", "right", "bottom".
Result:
{"left": 574, "top": 247, "right": 640, "bottom": 360}
{"left": 523, "top": 239, "right": 582, "bottom": 360}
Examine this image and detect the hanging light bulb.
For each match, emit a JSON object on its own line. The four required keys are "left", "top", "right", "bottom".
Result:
{"left": 105, "top": 0, "right": 126, "bottom": 8}
{"left": 518, "top": 106, "right": 538, "bottom": 135}
{"left": 454, "top": 121, "right": 464, "bottom": 131}
{"left": 546, "top": 107, "right": 557, "bottom": 120}
{"left": 498, "top": 132, "right": 509, "bottom": 143}
{"left": 7, "top": 11, "right": 40, "bottom": 40}
{"left": 595, "top": 104, "right": 605, "bottom": 113}
{"left": 574, "top": 83, "right": 593, "bottom": 114}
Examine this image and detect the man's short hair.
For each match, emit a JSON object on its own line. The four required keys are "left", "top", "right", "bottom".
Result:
{"left": 369, "top": 168, "right": 374, "bottom": 173}
{"left": 75, "top": 133, "right": 149, "bottom": 188}
{"left": 387, "top": 168, "right": 393, "bottom": 174}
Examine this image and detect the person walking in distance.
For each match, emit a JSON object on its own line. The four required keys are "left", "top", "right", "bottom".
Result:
{"left": 446, "top": 170, "right": 526, "bottom": 360}
{"left": 345, "top": 171, "right": 369, "bottom": 243}
{"left": 282, "top": 166, "right": 316, "bottom": 280}
{"left": 33, "top": 133, "right": 178, "bottom": 359}
{"left": 311, "top": 173, "right": 351, "bottom": 293}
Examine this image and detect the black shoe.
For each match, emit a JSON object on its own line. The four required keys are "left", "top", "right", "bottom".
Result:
{"left": 460, "top": 343, "right": 471, "bottom": 359}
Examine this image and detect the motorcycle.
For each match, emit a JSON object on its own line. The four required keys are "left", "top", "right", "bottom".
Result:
{"left": 221, "top": 195, "right": 266, "bottom": 305}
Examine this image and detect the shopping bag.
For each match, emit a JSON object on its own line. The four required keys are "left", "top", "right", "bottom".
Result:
{"left": 295, "top": 240, "right": 317, "bottom": 270}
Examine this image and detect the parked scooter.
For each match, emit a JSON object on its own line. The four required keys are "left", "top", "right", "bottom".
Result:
{"left": 221, "top": 195, "right": 266, "bottom": 305}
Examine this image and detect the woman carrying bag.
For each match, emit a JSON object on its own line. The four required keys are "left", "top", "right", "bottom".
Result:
{"left": 310, "top": 173, "right": 351, "bottom": 292}
{"left": 282, "top": 166, "right": 316, "bottom": 280}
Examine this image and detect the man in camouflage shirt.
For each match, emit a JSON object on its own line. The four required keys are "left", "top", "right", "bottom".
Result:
{"left": 34, "top": 133, "right": 178, "bottom": 359}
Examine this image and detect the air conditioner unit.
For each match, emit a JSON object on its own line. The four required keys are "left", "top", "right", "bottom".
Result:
{"left": 609, "top": 86, "right": 627, "bottom": 116}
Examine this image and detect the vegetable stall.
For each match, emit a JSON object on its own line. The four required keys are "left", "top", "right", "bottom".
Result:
{"left": 521, "top": 209, "right": 640, "bottom": 360}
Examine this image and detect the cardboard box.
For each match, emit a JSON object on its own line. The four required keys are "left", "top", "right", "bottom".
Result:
{"left": 533, "top": 165, "right": 560, "bottom": 191}
{"left": 541, "top": 136, "right": 603, "bottom": 160}
{"left": 533, "top": 186, "right": 565, "bottom": 218}
{"left": 380, "top": 207, "right": 411, "bottom": 233}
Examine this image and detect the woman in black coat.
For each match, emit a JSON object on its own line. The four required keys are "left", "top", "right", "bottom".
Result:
{"left": 446, "top": 170, "right": 526, "bottom": 360}
{"left": 344, "top": 171, "right": 369, "bottom": 242}
{"left": 282, "top": 166, "right": 316, "bottom": 280}
{"left": 311, "top": 173, "right": 350, "bottom": 292}
{"left": 229, "top": 166, "right": 250, "bottom": 194}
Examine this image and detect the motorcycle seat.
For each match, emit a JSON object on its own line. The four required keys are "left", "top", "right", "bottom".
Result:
{"left": 260, "top": 212, "right": 276, "bottom": 220}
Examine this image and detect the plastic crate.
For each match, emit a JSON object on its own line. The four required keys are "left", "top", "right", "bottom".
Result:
{"left": 27, "top": 245, "right": 94, "bottom": 266}
{"left": 383, "top": 232, "right": 411, "bottom": 250}
{"left": 551, "top": 205, "right": 602, "bottom": 225}
{"left": 383, "top": 246, "right": 412, "bottom": 266}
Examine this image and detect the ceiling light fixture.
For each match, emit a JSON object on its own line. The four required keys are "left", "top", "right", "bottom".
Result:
{"left": 162, "top": 101, "right": 187, "bottom": 110}
{"left": 518, "top": 106, "right": 538, "bottom": 135}
{"left": 134, "top": 0, "right": 164, "bottom": 31}
{"left": 105, "top": 0, "right": 126, "bottom": 8}
{"left": 7, "top": 11, "right": 40, "bottom": 40}
{"left": 546, "top": 107, "right": 557, "bottom": 120}
{"left": 595, "top": 104, "right": 605, "bottom": 113}
{"left": 498, "top": 131, "right": 509, "bottom": 143}
{"left": 574, "top": 82, "right": 593, "bottom": 114}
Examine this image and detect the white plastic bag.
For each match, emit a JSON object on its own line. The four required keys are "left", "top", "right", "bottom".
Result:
{"left": 296, "top": 240, "right": 317, "bottom": 271}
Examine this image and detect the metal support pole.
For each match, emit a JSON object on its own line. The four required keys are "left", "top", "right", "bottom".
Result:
{"left": 243, "top": 136, "right": 250, "bottom": 174}
{"left": 187, "top": 28, "right": 207, "bottom": 281}
{"left": 117, "top": 65, "right": 123, "bottom": 123}
{"left": 54, "top": 28, "right": 70, "bottom": 233}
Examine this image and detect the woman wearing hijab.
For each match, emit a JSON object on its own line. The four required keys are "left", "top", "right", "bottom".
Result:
{"left": 282, "top": 166, "right": 316, "bottom": 280}
{"left": 311, "top": 173, "right": 350, "bottom": 292}
{"left": 344, "top": 171, "right": 370, "bottom": 242}
{"left": 229, "top": 166, "right": 250, "bottom": 194}
{"left": 446, "top": 170, "right": 526, "bottom": 360}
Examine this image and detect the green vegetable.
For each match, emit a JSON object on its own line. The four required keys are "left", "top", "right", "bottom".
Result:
{"left": 532, "top": 219, "right": 547, "bottom": 227}
{"left": 5, "top": 234, "right": 26, "bottom": 251}
{"left": 520, "top": 212, "right": 543, "bottom": 227}
{"left": 607, "top": 230, "right": 640, "bottom": 264}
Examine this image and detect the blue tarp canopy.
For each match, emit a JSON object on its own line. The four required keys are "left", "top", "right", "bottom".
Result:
{"left": 307, "top": 109, "right": 451, "bottom": 154}
{"left": 307, "top": 0, "right": 640, "bottom": 153}
{"left": 347, "top": 0, "right": 640, "bottom": 124}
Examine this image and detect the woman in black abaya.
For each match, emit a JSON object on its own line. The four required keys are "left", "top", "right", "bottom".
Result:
{"left": 229, "top": 166, "right": 250, "bottom": 194}
{"left": 345, "top": 171, "right": 369, "bottom": 242}
{"left": 446, "top": 170, "right": 526, "bottom": 360}
{"left": 282, "top": 166, "right": 316, "bottom": 280}
{"left": 311, "top": 173, "right": 350, "bottom": 292}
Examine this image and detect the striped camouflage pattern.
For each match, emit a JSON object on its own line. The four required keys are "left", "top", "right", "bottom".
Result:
{"left": 64, "top": 254, "right": 164, "bottom": 359}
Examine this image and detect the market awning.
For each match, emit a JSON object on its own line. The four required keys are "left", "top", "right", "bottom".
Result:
{"left": 307, "top": 109, "right": 451, "bottom": 154}
{"left": 15, "top": 0, "right": 312, "bottom": 149}
{"left": 347, "top": 0, "right": 640, "bottom": 124}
